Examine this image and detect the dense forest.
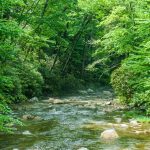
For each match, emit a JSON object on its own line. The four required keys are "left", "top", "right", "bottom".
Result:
{"left": 0, "top": 0, "right": 150, "bottom": 133}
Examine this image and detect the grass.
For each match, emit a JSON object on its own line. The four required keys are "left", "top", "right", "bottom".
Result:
{"left": 136, "top": 116, "right": 150, "bottom": 123}
{"left": 124, "top": 110, "right": 150, "bottom": 123}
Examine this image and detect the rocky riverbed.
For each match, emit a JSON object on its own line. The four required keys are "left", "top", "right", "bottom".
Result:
{"left": 0, "top": 89, "right": 150, "bottom": 150}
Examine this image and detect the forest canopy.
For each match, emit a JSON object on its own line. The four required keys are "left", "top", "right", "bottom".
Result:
{"left": 0, "top": 0, "right": 150, "bottom": 132}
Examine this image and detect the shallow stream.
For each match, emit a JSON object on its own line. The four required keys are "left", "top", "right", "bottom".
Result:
{"left": 0, "top": 89, "right": 150, "bottom": 150}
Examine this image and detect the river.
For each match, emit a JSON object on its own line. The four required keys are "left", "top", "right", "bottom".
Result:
{"left": 0, "top": 89, "right": 150, "bottom": 150}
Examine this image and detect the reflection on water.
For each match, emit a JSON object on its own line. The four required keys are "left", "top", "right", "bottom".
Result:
{"left": 0, "top": 91, "right": 150, "bottom": 150}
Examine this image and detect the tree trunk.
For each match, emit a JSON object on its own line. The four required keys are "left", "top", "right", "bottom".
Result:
{"left": 61, "top": 15, "right": 92, "bottom": 74}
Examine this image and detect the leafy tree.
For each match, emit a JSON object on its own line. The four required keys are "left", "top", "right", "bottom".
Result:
{"left": 0, "top": 0, "right": 149, "bottom": 132}
{"left": 89, "top": 0, "right": 150, "bottom": 114}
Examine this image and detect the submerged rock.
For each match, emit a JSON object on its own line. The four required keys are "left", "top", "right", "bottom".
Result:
{"left": 100, "top": 129, "right": 119, "bottom": 140}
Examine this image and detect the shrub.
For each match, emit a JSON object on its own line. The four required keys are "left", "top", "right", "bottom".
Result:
{"left": 0, "top": 102, "right": 22, "bottom": 133}
{"left": 111, "top": 50, "right": 150, "bottom": 115}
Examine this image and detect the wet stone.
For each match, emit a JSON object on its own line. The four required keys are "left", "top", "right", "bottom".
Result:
{"left": 22, "top": 114, "right": 42, "bottom": 121}
{"left": 29, "top": 97, "right": 39, "bottom": 103}
{"left": 106, "top": 101, "right": 112, "bottom": 105}
{"left": 129, "top": 120, "right": 139, "bottom": 127}
{"left": 22, "top": 114, "right": 35, "bottom": 120}
{"left": 100, "top": 129, "right": 119, "bottom": 140}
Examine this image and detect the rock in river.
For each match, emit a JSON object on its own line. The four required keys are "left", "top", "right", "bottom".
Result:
{"left": 34, "top": 116, "right": 42, "bottom": 121}
{"left": 100, "top": 129, "right": 119, "bottom": 140}
{"left": 106, "top": 101, "right": 112, "bottom": 105}
{"left": 22, "top": 114, "right": 42, "bottom": 121}
{"left": 28, "top": 97, "right": 39, "bottom": 103}
{"left": 22, "top": 114, "right": 35, "bottom": 120}
{"left": 129, "top": 119, "right": 139, "bottom": 127}
{"left": 87, "top": 88, "right": 94, "bottom": 94}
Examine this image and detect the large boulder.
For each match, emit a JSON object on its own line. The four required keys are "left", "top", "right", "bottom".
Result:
{"left": 100, "top": 129, "right": 119, "bottom": 140}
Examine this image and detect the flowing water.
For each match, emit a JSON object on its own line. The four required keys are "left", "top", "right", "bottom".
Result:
{"left": 0, "top": 89, "right": 150, "bottom": 150}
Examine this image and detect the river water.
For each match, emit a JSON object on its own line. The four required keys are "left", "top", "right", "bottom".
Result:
{"left": 0, "top": 89, "right": 150, "bottom": 150}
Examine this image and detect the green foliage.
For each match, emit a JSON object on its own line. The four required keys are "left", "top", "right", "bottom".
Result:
{"left": 41, "top": 67, "right": 83, "bottom": 96}
{"left": 111, "top": 51, "right": 150, "bottom": 112}
{"left": 0, "top": 0, "right": 149, "bottom": 132}
{"left": 80, "top": 0, "right": 150, "bottom": 100}
{"left": 136, "top": 116, "right": 150, "bottom": 123}
{"left": 0, "top": 0, "right": 44, "bottom": 132}
{"left": 124, "top": 110, "right": 150, "bottom": 123}
{"left": 19, "top": 62, "right": 44, "bottom": 98}
{"left": 84, "top": 0, "right": 150, "bottom": 114}
{"left": 0, "top": 0, "right": 98, "bottom": 132}
{"left": 0, "top": 102, "right": 22, "bottom": 133}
